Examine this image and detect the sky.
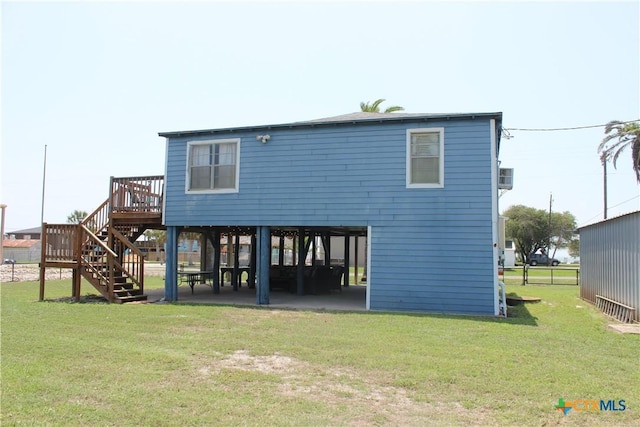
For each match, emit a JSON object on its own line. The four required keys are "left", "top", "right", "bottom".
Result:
{"left": 1, "top": 0, "right": 639, "bottom": 234}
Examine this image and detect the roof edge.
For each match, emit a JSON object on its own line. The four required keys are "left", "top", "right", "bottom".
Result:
{"left": 158, "top": 112, "right": 503, "bottom": 138}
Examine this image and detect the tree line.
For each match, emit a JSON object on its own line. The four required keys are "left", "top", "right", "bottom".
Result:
{"left": 503, "top": 205, "right": 578, "bottom": 263}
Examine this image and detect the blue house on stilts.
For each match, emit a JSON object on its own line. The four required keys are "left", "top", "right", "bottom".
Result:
{"left": 158, "top": 111, "right": 504, "bottom": 316}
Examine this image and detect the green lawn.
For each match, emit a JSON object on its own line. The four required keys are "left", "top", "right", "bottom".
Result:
{"left": 2, "top": 279, "right": 638, "bottom": 426}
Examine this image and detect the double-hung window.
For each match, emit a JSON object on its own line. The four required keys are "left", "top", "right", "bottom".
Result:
{"left": 406, "top": 128, "right": 444, "bottom": 188}
{"left": 186, "top": 139, "right": 240, "bottom": 193}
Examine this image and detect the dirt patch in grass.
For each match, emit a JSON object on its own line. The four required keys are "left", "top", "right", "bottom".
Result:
{"left": 167, "top": 324, "right": 216, "bottom": 334}
{"left": 196, "top": 350, "right": 487, "bottom": 426}
{"left": 219, "top": 350, "right": 302, "bottom": 375}
{"left": 264, "top": 309, "right": 307, "bottom": 319}
{"left": 45, "top": 294, "right": 108, "bottom": 304}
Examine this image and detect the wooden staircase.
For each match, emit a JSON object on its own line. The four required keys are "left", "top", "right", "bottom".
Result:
{"left": 39, "top": 176, "right": 164, "bottom": 303}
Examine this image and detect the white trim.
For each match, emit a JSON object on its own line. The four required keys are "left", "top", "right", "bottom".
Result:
{"left": 406, "top": 128, "right": 445, "bottom": 188}
{"left": 366, "top": 225, "right": 372, "bottom": 311}
{"left": 162, "top": 137, "right": 168, "bottom": 225}
{"left": 490, "top": 119, "right": 501, "bottom": 316}
{"left": 185, "top": 138, "right": 241, "bottom": 194}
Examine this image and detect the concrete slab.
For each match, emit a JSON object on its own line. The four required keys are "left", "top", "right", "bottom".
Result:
{"left": 607, "top": 323, "right": 640, "bottom": 334}
{"left": 145, "top": 282, "right": 368, "bottom": 312}
{"left": 506, "top": 295, "right": 541, "bottom": 305}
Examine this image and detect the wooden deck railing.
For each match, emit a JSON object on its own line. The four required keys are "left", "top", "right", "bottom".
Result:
{"left": 41, "top": 223, "right": 78, "bottom": 262}
{"left": 41, "top": 176, "right": 163, "bottom": 266}
{"left": 110, "top": 175, "right": 164, "bottom": 214}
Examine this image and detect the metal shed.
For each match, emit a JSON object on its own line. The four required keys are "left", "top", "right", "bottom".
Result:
{"left": 579, "top": 211, "right": 640, "bottom": 322}
{"left": 3, "top": 239, "right": 42, "bottom": 263}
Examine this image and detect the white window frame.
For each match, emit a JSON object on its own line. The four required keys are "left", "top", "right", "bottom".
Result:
{"left": 406, "top": 128, "right": 444, "bottom": 188}
{"left": 185, "top": 138, "right": 240, "bottom": 194}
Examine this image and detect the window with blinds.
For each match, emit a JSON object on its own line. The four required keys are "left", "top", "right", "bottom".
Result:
{"left": 187, "top": 139, "right": 240, "bottom": 193}
{"left": 406, "top": 128, "right": 444, "bottom": 188}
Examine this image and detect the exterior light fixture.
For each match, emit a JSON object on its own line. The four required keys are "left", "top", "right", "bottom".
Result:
{"left": 256, "top": 135, "right": 271, "bottom": 144}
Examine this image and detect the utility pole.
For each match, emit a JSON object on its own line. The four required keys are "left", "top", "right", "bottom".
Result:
{"left": 0, "top": 204, "right": 7, "bottom": 262}
{"left": 41, "top": 145, "right": 47, "bottom": 225}
{"left": 601, "top": 152, "right": 608, "bottom": 219}
{"left": 548, "top": 193, "right": 553, "bottom": 257}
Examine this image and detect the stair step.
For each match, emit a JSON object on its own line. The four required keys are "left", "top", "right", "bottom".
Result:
{"left": 82, "top": 250, "right": 104, "bottom": 255}
{"left": 114, "top": 291, "right": 144, "bottom": 299}
{"left": 115, "top": 295, "right": 148, "bottom": 304}
{"left": 114, "top": 287, "right": 143, "bottom": 296}
{"left": 77, "top": 226, "right": 147, "bottom": 304}
{"left": 114, "top": 288, "right": 139, "bottom": 294}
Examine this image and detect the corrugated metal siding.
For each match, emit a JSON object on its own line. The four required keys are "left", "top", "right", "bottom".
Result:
{"left": 579, "top": 211, "right": 640, "bottom": 320}
{"left": 163, "top": 118, "right": 496, "bottom": 315}
{"left": 3, "top": 243, "right": 41, "bottom": 263}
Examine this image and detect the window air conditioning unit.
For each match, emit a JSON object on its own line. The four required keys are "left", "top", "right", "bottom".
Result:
{"left": 498, "top": 168, "right": 514, "bottom": 190}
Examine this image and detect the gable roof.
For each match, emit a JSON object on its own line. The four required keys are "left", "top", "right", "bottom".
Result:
{"left": 158, "top": 111, "right": 503, "bottom": 138}
{"left": 7, "top": 226, "right": 41, "bottom": 235}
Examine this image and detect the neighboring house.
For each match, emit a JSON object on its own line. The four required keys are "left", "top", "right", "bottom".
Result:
{"left": 6, "top": 226, "right": 42, "bottom": 240}
{"left": 158, "top": 111, "right": 504, "bottom": 315}
{"left": 499, "top": 217, "right": 515, "bottom": 267}
{"left": 3, "top": 239, "right": 42, "bottom": 263}
{"left": 579, "top": 211, "right": 639, "bottom": 323}
{"left": 3, "top": 227, "right": 42, "bottom": 263}
{"left": 503, "top": 240, "right": 516, "bottom": 267}
{"left": 327, "top": 235, "right": 367, "bottom": 267}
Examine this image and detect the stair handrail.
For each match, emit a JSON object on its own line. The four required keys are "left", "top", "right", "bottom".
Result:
{"left": 80, "top": 225, "right": 118, "bottom": 258}
{"left": 82, "top": 198, "right": 111, "bottom": 236}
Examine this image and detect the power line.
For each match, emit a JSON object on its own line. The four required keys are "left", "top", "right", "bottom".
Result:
{"left": 608, "top": 194, "right": 639, "bottom": 211}
{"left": 503, "top": 119, "right": 639, "bottom": 133}
{"left": 583, "top": 194, "right": 640, "bottom": 224}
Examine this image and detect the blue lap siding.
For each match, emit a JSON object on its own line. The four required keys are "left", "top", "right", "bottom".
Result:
{"left": 160, "top": 113, "right": 501, "bottom": 315}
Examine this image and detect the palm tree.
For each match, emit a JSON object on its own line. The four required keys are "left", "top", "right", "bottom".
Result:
{"left": 598, "top": 120, "right": 640, "bottom": 182}
{"left": 360, "top": 99, "right": 404, "bottom": 113}
{"left": 66, "top": 210, "right": 88, "bottom": 224}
